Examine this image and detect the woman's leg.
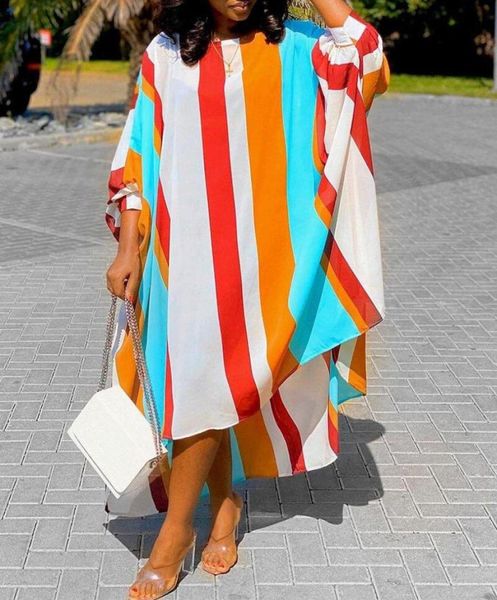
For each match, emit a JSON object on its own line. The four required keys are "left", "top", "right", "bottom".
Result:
{"left": 206, "top": 429, "right": 232, "bottom": 503}
{"left": 202, "top": 429, "right": 244, "bottom": 573}
{"left": 129, "top": 429, "right": 224, "bottom": 597}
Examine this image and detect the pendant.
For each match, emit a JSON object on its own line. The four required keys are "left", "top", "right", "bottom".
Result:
{"left": 226, "top": 64, "right": 233, "bottom": 77}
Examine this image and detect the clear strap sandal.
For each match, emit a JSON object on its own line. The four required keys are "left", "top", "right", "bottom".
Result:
{"left": 128, "top": 531, "right": 197, "bottom": 600}
{"left": 201, "top": 493, "right": 243, "bottom": 575}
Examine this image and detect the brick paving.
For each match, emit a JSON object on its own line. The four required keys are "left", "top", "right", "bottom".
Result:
{"left": 1, "top": 94, "right": 497, "bottom": 599}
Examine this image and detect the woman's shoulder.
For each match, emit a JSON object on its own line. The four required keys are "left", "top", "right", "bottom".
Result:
{"left": 144, "top": 31, "right": 181, "bottom": 61}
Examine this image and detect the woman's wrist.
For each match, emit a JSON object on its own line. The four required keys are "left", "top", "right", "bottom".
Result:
{"left": 117, "top": 244, "right": 140, "bottom": 258}
{"left": 116, "top": 208, "right": 141, "bottom": 257}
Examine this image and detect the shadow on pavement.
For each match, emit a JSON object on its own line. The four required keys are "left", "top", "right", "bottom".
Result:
{"left": 106, "top": 414, "right": 385, "bottom": 561}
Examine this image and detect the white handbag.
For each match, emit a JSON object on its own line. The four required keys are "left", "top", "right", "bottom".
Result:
{"left": 68, "top": 296, "right": 169, "bottom": 509}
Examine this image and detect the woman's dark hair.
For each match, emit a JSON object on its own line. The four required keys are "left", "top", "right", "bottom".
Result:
{"left": 154, "top": 0, "right": 290, "bottom": 65}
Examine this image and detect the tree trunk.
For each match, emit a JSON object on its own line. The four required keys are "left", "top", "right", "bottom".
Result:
{"left": 120, "top": 5, "right": 156, "bottom": 109}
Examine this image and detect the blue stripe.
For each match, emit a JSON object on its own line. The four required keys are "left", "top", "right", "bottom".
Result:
{"left": 279, "top": 24, "right": 360, "bottom": 365}
{"left": 131, "top": 76, "right": 169, "bottom": 434}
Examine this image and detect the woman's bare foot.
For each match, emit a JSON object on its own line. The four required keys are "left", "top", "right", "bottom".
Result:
{"left": 128, "top": 522, "right": 196, "bottom": 599}
{"left": 201, "top": 491, "right": 244, "bottom": 575}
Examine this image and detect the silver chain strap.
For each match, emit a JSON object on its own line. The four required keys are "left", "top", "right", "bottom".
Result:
{"left": 98, "top": 294, "right": 165, "bottom": 464}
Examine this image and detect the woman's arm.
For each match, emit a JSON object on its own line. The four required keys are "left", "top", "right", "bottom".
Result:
{"left": 106, "top": 209, "right": 142, "bottom": 303}
{"left": 308, "top": 0, "right": 352, "bottom": 28}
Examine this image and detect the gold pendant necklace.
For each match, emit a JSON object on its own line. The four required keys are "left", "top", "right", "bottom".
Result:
{"left": 210, "top": 36, "right": 240, "bottom": 77}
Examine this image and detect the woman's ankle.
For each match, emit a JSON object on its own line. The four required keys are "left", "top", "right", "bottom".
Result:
{"left": 209, "top": 490, "right": 235, "bottom": 511}
{"left": 156, "top": 519, "right": 195, "bottom": 549}
{"left": 209, "top": 490, "right": 243, "bottom": 516}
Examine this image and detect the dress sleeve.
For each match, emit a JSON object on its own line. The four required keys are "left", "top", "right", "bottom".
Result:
{"left": 313, "top": 10, "right": 389, "bottom": 113}
{"left": 105, "top": 68, "right": 145, "bottom": 242}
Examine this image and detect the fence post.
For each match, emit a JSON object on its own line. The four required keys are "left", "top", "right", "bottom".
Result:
{"left": 494, "top": 0, "right": 497, "bottom": 91}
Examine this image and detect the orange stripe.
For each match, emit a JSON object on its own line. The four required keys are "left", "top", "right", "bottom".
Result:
{"left": 328, "top": 403, "right": 340, "bottom": 453}
{"left": 123, "top": 149, "right": 143, "bottom": 193}
{"left": 363, "top": 56, "right": 390, "bottom": 112}
{"left": 233, "top": 412, "right": 279, "bottom": 477}
{"left": 347, "top": 334, "right": 367, "bottom": 393}
{"left": 114, "top": 299, "right": 144, "bottom": 414}
{"left": 240, "top": 33, "right": 296, "bottom": 388}
{"left": 153, "top": 230, "right": 169, "bottom": 286}
{"left": 114, "top": 199, "right": 152, "bottom": 416}
{"left": 141, "top": 77, "right": 155, "bottom": 104}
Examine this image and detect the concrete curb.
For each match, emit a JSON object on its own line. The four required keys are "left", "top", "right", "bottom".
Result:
{"left": 1, "top": 92, "right": 495, "bottom": 152}
{"left": 0, "top": 125, "right": 123, "bottom": 152}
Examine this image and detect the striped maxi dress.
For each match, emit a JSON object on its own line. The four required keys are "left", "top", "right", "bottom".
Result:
{"left": 105, "top": 11, "right": 390, "bottom": 482}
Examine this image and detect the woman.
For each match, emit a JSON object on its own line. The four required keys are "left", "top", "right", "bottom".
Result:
{"left": 105, "top": 0, "right": 389, "bottom": 598}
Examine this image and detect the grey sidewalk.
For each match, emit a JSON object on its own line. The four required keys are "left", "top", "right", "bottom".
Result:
{"left": 1, "top": 94, "right": 497, "bottom": 600}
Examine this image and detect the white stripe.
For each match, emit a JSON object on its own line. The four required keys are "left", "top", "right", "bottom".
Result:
{"left": 363, "top": 49, "right": 384, "bottom": 76}
{"left": 343, "top": 14, "right": 366, "bottom": 40}
{"left": 110, "top": 301, "right": 128, "bottom": 385}
{"left": 336, "top": 337, "right": 354, "bottom": 383}
{"left": 318, "top": 35, "right": 360, "bottom": 68}
{"left": 105, "top": 201, "right": 121, "bottom": 229}
{"left": 260, "top": 402, "right": 293, "bottom": 476}
{"left": 164, "top": 57, "right": 239, "bottom": 438}
{"left": 322, "top": 93, "right": 355, "bottom": 191}
{"left": 223, "top": 44, "right": 274, "bottom": 404}
{"left": 317, "top": 84, "right": 348, "bottom": 159}
{"left": 331, "top": 138, "right": 385, "bottom": 318}
{"left": 110, "top": 107, "right": 135, "bottom": 171}
{"left": 278, "top": 356, "right": 336, "bottom": 470}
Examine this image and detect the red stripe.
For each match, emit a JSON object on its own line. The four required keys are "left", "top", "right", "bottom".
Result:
{"left": 162, "top": 346, "right": 174, "bottom": 438}
{"left": 141, "top": 50, "right": 154, "bottom": 89}
{"left": 197, "top": 43, "right": 260, "bottom": 419}
{"left": 108, "top": 167, "right": 125, "bottom": 199}
{"left": 327, "top": 414, "right": 340, "bottom": 455}
{"left": 312, "top": 43, "right": 357, "bottom": 89}
{"left": 312, "top": 43, "right": 371, "bottom": 176}
{"left": 324, "top": 231, "right": 382, "bottom": 327}
{"left": 318, "top": 174, "right": 338, "bottom": 215}
{"left": 350, "top": 89, "right": 373, "bottom": 173}
{"left": 156, "top": 181, "right": 170, "bottom": 263}
{"left": 270, "top": 391, "right": 306, "bottom": 474}
{"left": 315, "top": 86, "right": 327, "bottom": 166}
{"left": 142, "top": 50, "right": 164, "bottom": 146}
{"left": 321, "top": 352, "right": 340, "bottom": 454}
{"left": 311, "top": 24, "right": 377, "bottom": 177}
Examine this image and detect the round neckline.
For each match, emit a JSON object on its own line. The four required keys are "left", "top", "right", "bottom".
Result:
{"left": 213, "top": 30, "right": 260, "bottom": 46}
{"left": 217, "top": 38, "right": 239, "bottom": 45}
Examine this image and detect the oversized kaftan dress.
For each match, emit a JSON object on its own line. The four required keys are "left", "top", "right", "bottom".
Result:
{"left": 105, "top": 11, "right": 390, "bottom": 482}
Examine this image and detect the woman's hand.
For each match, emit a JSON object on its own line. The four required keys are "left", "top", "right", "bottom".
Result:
{"left": 106, "top": 249, "right": 141, "bottom": 302}
{"left": 106, "top": 208, "right": 142, "bottom": 302}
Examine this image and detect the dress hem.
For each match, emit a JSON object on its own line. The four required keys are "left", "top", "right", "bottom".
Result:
{"left": 159, "top": 313, "right": 384, "bottom": 444}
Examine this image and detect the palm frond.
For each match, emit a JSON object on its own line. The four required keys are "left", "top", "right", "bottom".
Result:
{"left": 100, "top": 0, "right": 146, "bottom": 30}
{"left": 63, "top": 0, "right": 106, "bottom": 61}
{"left": 0, "top": 20, "right": 22, "bottom": 101}
{"left": 289, "top": 0, "right": 324, "bottom": 23}
{"left": 0, "top": 0, "right": 76, "bottom": 79}
{"left": 11, "top": 0, "right": 77, "bottom": 30}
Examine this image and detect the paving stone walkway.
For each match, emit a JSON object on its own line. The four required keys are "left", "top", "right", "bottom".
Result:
{"left": 1, "top": 94, "right": 497, "bottom": 600}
